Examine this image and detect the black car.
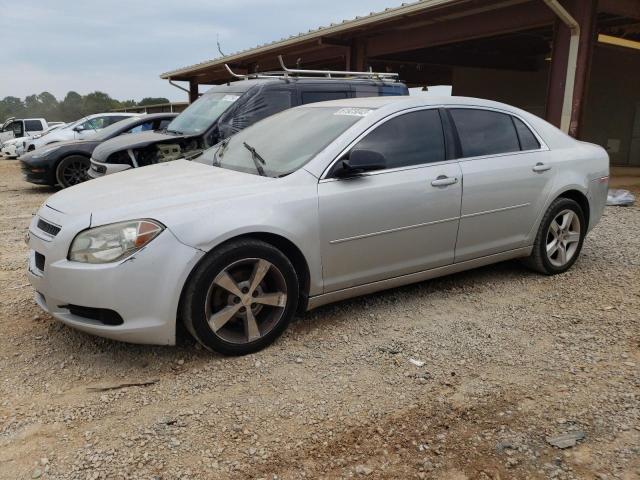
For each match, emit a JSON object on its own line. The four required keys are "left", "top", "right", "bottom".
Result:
{"left": 20, "top": 113, "right": 177, "bottom": 188}
{"left": 89, "top": 76, "right": 408, "bottom": 178}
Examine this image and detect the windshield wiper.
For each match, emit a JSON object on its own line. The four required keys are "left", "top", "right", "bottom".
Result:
{"left": 165, "top": 129, "right": 183, "bottom": 135}
{"left": 242, "top": 141, "right": 266, "bottom": 177}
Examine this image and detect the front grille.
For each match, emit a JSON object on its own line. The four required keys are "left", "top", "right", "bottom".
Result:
{"left": 65, "top": 305, "right": 124, "bottom": 326}
{"left": 35, "top": 252, "right": 45, "bottom": 271}
{"left": 37, "top": 218, "right": 61, "bottom": 237}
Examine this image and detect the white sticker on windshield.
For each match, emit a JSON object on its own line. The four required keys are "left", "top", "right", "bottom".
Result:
{"left": 334, "top": 108, "right": 372, "bottom": 117}
{"left": 222, "top": 95, "right": 240, "bottom": 102}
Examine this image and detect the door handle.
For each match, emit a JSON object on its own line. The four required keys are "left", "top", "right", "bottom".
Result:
{"left": 532, "top": 162, "right": 551, "bottom": 173}
{"left": 431, "top": 175, "right": 458, "bottom": 187}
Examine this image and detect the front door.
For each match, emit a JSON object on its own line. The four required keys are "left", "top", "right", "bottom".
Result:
{"left": 318, "top": 108, "right": 462, "bottom": 293}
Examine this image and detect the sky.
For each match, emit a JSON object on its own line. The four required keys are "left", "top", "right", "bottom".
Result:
{"left": 0, "top": 0, "right": 408, "bottom": 103}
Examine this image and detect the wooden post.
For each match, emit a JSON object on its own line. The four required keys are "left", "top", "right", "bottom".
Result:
{"left": 545, "top": 0, "right": 597, "bottom": 137}
{"left": 188, "top": 79, "right": 199, "bottom": 104}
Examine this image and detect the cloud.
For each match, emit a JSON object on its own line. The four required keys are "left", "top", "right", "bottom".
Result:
{"left": 0, "top": 0, "right": 406, "bottom": 102}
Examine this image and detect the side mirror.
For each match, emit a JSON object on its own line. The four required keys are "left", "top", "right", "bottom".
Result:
{"left": 73, "top": 125, "right": 84, "bottom": 132}
{"left": 334, "top": 149, "right": 387, "bottom": 178}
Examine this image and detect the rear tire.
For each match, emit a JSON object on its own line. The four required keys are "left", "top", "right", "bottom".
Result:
{"left": 524, "top": 197, "right": 586, "bottom": 275}
{"left": 181, "top": 239, "right": 299, "bottom": 355}
{"left": 56, "top": 155, "right": 90, "bottom": 188}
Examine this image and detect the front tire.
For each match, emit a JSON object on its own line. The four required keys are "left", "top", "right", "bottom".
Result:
{"left": 56, "top": 155, "right": 90, "bottom": 188}
{"left": 525, "top": 197, "right": 586, "bottom": 275}
{"left": 181, "top": 239, "right": 299, "bottom": 355}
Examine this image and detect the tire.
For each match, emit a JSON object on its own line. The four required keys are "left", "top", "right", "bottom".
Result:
{"left": 181, "top": 239, "right": 299, "bottom": 355}
{"left": 56, "top": 155, "right": 90, "bottom": 188}
{"left": 524, "top": 197, "right": 586, "bottom": 275}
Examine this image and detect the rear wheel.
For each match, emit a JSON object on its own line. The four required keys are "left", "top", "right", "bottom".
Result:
{"left": 56, "top": 155, "right": 90, "bottom": 188}
{"left": 525, "top": 197, "right": 586, "bottom": 275}
{"left": 182, "top": 239, "right": 299, "bottom": 355}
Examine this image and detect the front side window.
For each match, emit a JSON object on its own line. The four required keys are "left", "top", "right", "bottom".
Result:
{"left": 450, "top": 108, "right": 520, "bottom": 158}
{"left": 167, "top": 92, "right": 244, "bottom": 136}
{"left": 10, "top": 121, "right": 24, "bottom": 137}
{"left": 24, "top": 120, "right": 44, "bottom": 131}
{"left": 348, "top": 109, "right": 445, "bottom": 170}
{"left": 200, "top": 106, "right": 367, "bottom": 177}
{"left": 127, "top": 121, "right": 155, "bottom": 134}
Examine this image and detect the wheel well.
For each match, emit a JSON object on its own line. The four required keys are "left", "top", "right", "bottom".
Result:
{"left": 177, "top": 233, "right": 312, "bottom": 327}
{"left": 558, "top": 190, "right": 590, "bottom": 227}
{"left": 235, "top": 233, "right": 311, "bottom": 308}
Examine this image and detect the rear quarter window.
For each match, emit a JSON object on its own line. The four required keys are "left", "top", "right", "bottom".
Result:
{"left": 513, "top": 117, "right": 541, "bottom": 151}
{"left": 301, "top": 91, "right": 348, "bottom": 104}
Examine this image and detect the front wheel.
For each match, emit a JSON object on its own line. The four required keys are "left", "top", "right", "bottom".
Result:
{"left": 56, "top": 155, "right": 90, "bottom": 188}
{"left": 525, "top": 197, "right": 586, "bottom": 275}
{"left": 181, "top": 239, "right": 299, "bottom": 355}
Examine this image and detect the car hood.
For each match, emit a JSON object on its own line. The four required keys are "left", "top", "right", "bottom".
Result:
{"left": 20, "top": 139, "right": 99, "bottom": 164}
{"left": 45, "top": 160, "right": 273, "bottom": 225}
{"left": 91, "top": 130, "right": 187, "bottom": 161}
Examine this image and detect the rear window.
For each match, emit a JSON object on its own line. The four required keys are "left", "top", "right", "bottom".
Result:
{"left": 24, "top": 120, "right": 44, "bottom": 131}
{"left": 450, "top": 109, "right": 520, "bottom": 158}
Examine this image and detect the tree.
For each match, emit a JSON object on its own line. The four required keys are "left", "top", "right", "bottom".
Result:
{"left": 138, "top": 97, "right": 170, "bottom": 106}
{"left": 59, "top": 91, "right": 83, "bottom": 121}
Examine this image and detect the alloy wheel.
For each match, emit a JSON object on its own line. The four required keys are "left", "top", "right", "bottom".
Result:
{"left": 546, "top": 209, "right": 581, "bottom": 268}
{"left": 205, "top": 258, "right": 288, "bottom": 344}
{"left": 62, "top": 160, "right": 89, "bottom": 186}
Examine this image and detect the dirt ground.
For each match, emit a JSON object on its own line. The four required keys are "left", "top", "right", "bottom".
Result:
{"left": 0, "top": 158, "right": 638, "bottom": 480}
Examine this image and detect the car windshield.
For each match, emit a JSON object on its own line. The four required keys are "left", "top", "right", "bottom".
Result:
{"left": 200, "top": 106, "right": 372, "bottom": 177}
{"left": 165, "top": 92, "right": 243, "bottom": 136}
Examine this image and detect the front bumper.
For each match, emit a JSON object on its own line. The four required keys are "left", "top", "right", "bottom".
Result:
{"left": 27, "top": 207, "right": 204, "bottom": 345}
{"left": 89, "top": 158, "right": 132, "bottom": 179}
{"left": 20, "top": 160, "right": 55, "bottom": 185}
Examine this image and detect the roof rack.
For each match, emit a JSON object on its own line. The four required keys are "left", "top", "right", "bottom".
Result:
{"left": 223, "top": 56, "right": 399, "bottom": 81}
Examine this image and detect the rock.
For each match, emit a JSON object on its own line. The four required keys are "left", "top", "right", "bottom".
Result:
{"left": 355, "top": 465, "right": 373, "bottom": 475}
{"left": 32, "top": 469, "right": 42, "bottom": 479}
{"left": 295, "top": 357, "right": 303, "bottom": 364}
{"left": 546, "top": 431, "right": 586, "bottom": 449}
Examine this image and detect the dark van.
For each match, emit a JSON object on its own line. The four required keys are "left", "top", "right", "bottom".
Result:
{"left": 89, "top": 66, "right": 408, "bottom": 178}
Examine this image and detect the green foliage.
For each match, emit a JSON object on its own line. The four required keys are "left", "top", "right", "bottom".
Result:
{"left": 0, "top": 92, "right": 172, "bottom": 123}
{"left": 139, "top": 97, "right": 170, "bottom": 106}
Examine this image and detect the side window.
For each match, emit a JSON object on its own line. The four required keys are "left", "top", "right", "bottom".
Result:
{"left": 450, "top": 109, "right": 520, "bottom": 157}
{"left": 108, "top": 116, "right": 129, "bottom": 125}
{"left": 301, "top": 91, "right": 348, "bottom": 104}
{"left": 348, "top": 109, "right": 445, "bottom": 170}
{"left": 224, "top": 91, "right": 293, "bottom": 134}
{"left": 10, "top": 121, "right": 24, "bottom": 137}
{"left": 127, "top": 121, "right": 155, "bottom": 134}
{"left": 158, "top": 119, "right": 172, "bottom": 129}
{"left": 81, "top": 118, "right": 99, "bottom": 130}
{"left": 24, "top": 120, "right": 44, "bottom": 131}
{"left": 513, "top": 117, "right": 540, "bottom": 151}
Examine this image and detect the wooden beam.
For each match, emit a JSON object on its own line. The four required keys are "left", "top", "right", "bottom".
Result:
{"left": 598, "top": 0, "right": 640, "bottom": 20}
{"left": 188, "top": 79, "right": 198, "bottom": 103}
{"left": 366, "top": 2, "right": 555, "bottom": 57}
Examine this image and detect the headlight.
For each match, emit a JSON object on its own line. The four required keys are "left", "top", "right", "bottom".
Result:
{"left": 69, "top": 219, "right": 164, "bottom": 263}
{"left": 31, "top": 145, "right": 60, "bottom": 158}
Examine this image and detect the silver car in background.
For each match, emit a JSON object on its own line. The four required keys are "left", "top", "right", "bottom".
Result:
{"left": 26, "top": 96, "right": 609, "bottom": 355}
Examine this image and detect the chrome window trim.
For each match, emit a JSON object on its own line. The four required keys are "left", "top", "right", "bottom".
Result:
{"left": 319, "top": 104, "right": 549, "bottom": 182}
{"left": 319, "top": 105, "right": 449, "bottom": 182}
{"left": 446, "top": 105, "right": 549, "bottom": 161}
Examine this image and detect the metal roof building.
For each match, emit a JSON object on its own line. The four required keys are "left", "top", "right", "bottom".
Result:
{"left": 161, "top": 0, "right": 640, "bottom": 166}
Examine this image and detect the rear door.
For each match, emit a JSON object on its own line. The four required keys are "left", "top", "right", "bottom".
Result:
{"left": 318, "top": 108, "right": 462, "bottom": 292}
{"left": 449, "top": 108, "right": 555, "bottom": 262}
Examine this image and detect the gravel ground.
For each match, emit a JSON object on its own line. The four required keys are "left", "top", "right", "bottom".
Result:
{"left": 0, "top": 159, "right": 639, "bottom": 480}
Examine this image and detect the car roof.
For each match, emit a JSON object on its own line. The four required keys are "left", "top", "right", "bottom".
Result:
{"left": 302, "top": 95, "right": 529, "bottom": 114}
{"left": 202, "top": 77, "right": 404, "bottom": 95}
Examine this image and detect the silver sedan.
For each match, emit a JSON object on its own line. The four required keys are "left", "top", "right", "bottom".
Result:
{"left": 26, "top": 96, "right": 609, "bottom": 355}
